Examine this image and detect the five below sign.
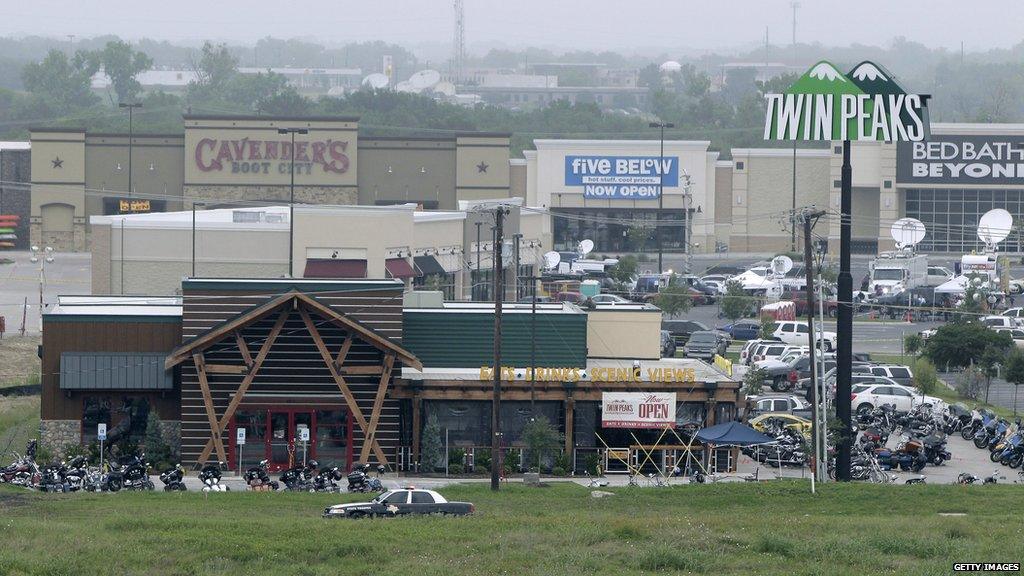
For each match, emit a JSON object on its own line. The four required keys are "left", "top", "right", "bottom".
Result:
{"left": 764, "top": 60, "right": 930, "bottom": 142}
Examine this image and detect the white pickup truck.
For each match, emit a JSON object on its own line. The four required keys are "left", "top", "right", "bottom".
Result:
{"left": 771, "top": 320, "right": 837, "bottom": 352}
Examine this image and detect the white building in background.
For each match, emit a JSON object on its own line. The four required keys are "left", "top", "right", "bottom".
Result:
{"left": 91, "top": 67, "right": 363, "bottom": 95}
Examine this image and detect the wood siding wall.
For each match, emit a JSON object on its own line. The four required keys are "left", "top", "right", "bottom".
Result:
{"left": 41, "top": 318, "right": 182, "bottom": 420}
{"left": 179, "top": 288, "right": 404, "bottom": 467}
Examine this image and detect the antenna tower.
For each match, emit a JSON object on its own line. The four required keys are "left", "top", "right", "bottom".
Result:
{"left": 453, "top": 0, "right": 466, "bottom": 84}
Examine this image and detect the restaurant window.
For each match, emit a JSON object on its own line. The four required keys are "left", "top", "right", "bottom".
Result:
{"left": 81, "top": 395, "right": 151, "bottom": 447}
{"left": 413, "top": 272, "right": 456, "bottom": 300}
{"left": 316, "top": 410, "right": 349, "bottom": 469}
{"left": 516, "top": 265, "right": 535, "bottom": 299}
{"left": 234, "top": 410, "right": 267, "bottom": 470}
{"left": 552, "top": 208, "right": 684, "bottom": 253}
{"left": 905, "top": 188, "right": 1024, "bottom": 252}
{"left": 471, "top": 269, "right": 493, "bottom": 301}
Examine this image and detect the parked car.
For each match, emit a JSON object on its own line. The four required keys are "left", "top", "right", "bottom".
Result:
{"left": 682, "top": 330, "right": 727, "bottom": 360}
{"left": 590, "top": 293, "right": 630, "bottom": 304}
{"left": 993, "top": 327, "right": 1024, "bottom": 349}
{"left": 771, "top": 320, "right": 837, "bottom": 351}
{"left": 753, "top": 354, "right": 804, "bottom": 392}
{"left": 739, "top": 339, "right": 773, "bottom": 365}
{"left": 747, "top": 394, "right": 812, "bottom": 418}
{"left": 749, "top": 413, "right": 813, "bottom": 435}
{"left": 749, "top": 342, "right": 800, "bottom": 364}
{"left": 660, "top": 330, "right": 677, "bottom": 358}
{"left": 925, "top": 266, "right": 954, "bottom": 287}
{"left": 719, "top": 319, "right": 761, "bottom": 340}
{"left": 851, "top": 383, "right": 944, "bottom": 414}
{"left": 981, "top": 315, "right": 1020, "bottom": 329}
{"left": 783, "top": 287, "right": 838, "bottom": 317}
{"left": 323, "top": 489, "right": 475, "bottom": 519}
{"left": 866, "top": 364, "right": 914, "bottom": 387}
{"left": 552, "top": 291, "right": 587, "bottom": 304}
{"left": 517, "top": 295, "right": 552, "bottom": 304}
{"left": 1000, "top": 307, "right": 1024, "bottom": 319}
{"left": 662, "top": 320, "right": 711, "bottom": 347}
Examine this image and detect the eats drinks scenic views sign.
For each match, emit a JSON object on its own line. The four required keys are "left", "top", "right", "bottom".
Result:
{"left": 764, "top": 61, "right": 930, "bottom": 142}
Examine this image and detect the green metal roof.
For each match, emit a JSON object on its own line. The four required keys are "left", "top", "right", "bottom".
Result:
{"left": 60, "top": 352, "right": 174, "bottom": 390}
{"left": 403, "top": 309, "right": 587, "bottom": 368}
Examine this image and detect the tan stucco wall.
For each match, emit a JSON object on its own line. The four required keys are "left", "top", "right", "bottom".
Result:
{"left": 455, "top": 135, "right": 511, "bottom": 201}
{"left": 587, "top": 309, "right": 662, "bottom": 360}
{"left": 292, "top": 206, "right": 415, "bottom": 278}
{"left": 358, "top": 139, "right": 457, "bottom": 208}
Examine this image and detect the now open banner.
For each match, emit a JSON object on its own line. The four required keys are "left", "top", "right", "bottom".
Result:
{"left": 601, "top": 392, "right": 676, "bottom": 429}
{"left": 565, "top": 155, "right": 678, "bottom": 199}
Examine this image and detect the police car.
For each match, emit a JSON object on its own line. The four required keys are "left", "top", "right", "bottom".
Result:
{"left": 323, "top": 487, "right": 475, "bottom": 518}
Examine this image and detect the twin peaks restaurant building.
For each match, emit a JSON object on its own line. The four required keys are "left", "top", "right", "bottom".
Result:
{"left": 41, "top": 279, "right": 739, "bottom": 473}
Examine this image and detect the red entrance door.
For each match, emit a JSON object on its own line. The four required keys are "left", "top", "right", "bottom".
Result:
{"left": 230, "top": 407, "right": 352, "bottom": 473}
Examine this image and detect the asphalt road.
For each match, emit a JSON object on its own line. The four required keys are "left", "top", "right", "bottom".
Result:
{"left": 0, "top": 251, "right": 91, "bottom": 335}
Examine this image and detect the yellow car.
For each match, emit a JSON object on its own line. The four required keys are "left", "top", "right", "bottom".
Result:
{"left": 749, "top": 413, "right": 813, "bottom": 435}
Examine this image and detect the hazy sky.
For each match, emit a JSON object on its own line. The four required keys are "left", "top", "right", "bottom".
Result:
{"left": 3, "top": 0, "right": 1023, "bottom": 54}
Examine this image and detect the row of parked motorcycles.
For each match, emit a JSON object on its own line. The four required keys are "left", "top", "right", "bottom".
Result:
{"left": 1, "top": 440, "right": 386, "bottom": 494}
{"left": 957, "top": 408, "right": 1024, "bottom": 470}
{"left": 852, "top": 403, "right": 953, "bottom": 475}
{"left": 742, "top": 418, "right": 807, "bottom": 467}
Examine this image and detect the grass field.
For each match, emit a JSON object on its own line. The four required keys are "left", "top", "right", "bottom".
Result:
{"left": 0, "top": 481, "right": 1020, "bottom": 576}
{"left": 0, "top": 395, "right": 39, "bottom": 458}
{"left": 0, "top": 334, "right": 40, "bottom": 389}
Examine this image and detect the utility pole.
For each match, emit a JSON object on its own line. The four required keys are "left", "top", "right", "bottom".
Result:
{"left": 278, "top": 128, "right": 308, "bottom": 277}
{"left": 800, "top": 208, "right": 825, "bottom": 491}
{"left": 475, "top": 221, "right": 483, "bottom": 301}
{"left": 512, "top": 233, "right": 522, "bottom": 299}
{"left": 491, "top": 205, "right": 507, "bottom": 491}
{"left": 648, "top": 122, "right": 674, "bottom": 272}
{"left": 790, "top": 1, "right": 799, "bottom": 253}
{"left": 118, "top": 102, "right": 142, "bottom": 198}
{"left": 836, "top": 141, "right": 854, "bottom": 481}
{"left": 682, "top": 173, "right": 693, "bottom": 274}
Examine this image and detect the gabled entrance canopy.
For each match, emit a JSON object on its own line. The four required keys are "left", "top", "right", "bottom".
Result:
{"left": 165, "top": 290, "right": 421, "bottom": 468}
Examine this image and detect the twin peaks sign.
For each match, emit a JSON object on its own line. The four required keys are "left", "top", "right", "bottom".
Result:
{"left": 764, "top": 61, "right": 930, "bottom": 142}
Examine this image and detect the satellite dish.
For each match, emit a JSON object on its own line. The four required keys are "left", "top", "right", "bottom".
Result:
{"left": 433, "top": 80, "right": 456, "bottom": 96}
{"left": 362, "top": 73, "right": 389, "bottom": 89}
{"left": 771, "top": 255, "right": 794, "bottom": 275}
{"left": 978, "top": 208, "right": 1013, "bottom": 246}
{"left": 578, "top": 239, "right": 594, "bottom": 256}
{"left": 890, "top": 217, "right": 926, "bottom": 247}
{"left": 542, "top": 251, "right": 561, "bottom": 270}
{"left": 395, "top": 81, "right": 415, "bottom": 93}
{"left": 408, "top": 69, "right": 441, "bottom": 91}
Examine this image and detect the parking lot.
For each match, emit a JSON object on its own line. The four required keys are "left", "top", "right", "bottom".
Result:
{"left": 0, "top": 251, "right": 91, "bottom": 335}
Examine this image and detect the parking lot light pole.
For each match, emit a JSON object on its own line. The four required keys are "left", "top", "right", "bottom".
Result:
{"left": 649, "top": 122, "right": 674, "bottom": 273}
{"left": 278, "top": 128, "right": 308, "bottom": 277}
{"left": 119, "top": 102, "right": 142, "bottom": 198}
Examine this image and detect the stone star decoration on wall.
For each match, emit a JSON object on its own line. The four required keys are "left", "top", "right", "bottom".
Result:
{"left": 476, "top": 161, "right": 488, "bottom": 173}
{"left": 51, "top": 156, "right": 64, "bottom": 169}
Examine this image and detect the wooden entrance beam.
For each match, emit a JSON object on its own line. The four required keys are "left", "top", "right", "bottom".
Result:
{"left": 234, "top": 331, "right": 253, "bottom": 368}
{"left": 298, "top": 306, "right": 389, "bottom": 466}
{"left": 193, "top": 353, "right": 227, "bottom": 463}
{"left": 335, "top": 337, "right": 353, "bottom": 370}
{"left": 196, "top": 308, "right": 290, "bottom": 465}
{"left": 204, "top": 364, "right": 248, "bottom": 374}
{"left": 565, "top": 396, "right": 575, "bottom": 456}
{"left": 359, "top": 353, "right": 396, "bottom": 463}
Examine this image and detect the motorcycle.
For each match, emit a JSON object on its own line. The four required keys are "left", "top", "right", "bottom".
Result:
{"left": 972, "top": 417, "right": 1008, "bottom": 449}
{"left": 312, "top": 465, "right": 345, "bottom": 493}
{"left": 991, "top": 430, "right": 1024, "bottom": 468}
{"left": 1, "top": 440, "right": 41, "bottom": 488}
{"left": 346, "top": 463, "right": 386, "bottom": 493}
{"left": 244, "top": 459, "right": 279, "bottom": 491}
{"left": 962, "top": 409, "right": 996, "bottom": 441}
{"left": 279, "top": 459, "right": 318, "bottom": 491}
{"left": 159, "top": 464, "right": 187, "bottom": 491}
{"left": 919, "top": 434, "right": 951, "bottom": 466}
{"left": 943, "top": 403, "right": 972, "bottom": 435}
{"left": 104, "top": 453, "right": 154, "bottom": 492}
{"left": 39, "top": 455, "right": 89, "bottom": 492}
{"left": 198, "top": 461, "right": 229, "bottom": 492}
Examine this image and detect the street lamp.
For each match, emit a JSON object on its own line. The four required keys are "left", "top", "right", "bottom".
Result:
{"left": 649, "top": 121, "right": 674, "bottom": 273}
{"left": 119, "top": 102, "right": 142, "bottom": 198}
{"left": 192, "top": 202, "right": 205, "bottom": 277}
{"left": 278, "top": 128, "right": 308, "bottom": 277}
{"left": 30, "top": 245, "right": 53, "bottom": 331}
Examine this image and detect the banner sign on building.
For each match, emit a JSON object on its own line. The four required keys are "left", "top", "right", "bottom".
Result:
{"left": 896, "top": 135, "right": 1024, "bottom": 185}
{"left": 764, "top": 60, "right": 929, "bottom": 142}
{"left": 565, "top": 155, "right": 678, "bottom": 199}
{"left": 601, "top": 392, "right": 676, "bottom": 429}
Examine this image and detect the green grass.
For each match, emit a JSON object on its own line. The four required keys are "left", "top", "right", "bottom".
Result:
{"left": 0, "top": 395, "right": 39, "bottom": 457}
{"left": 0, "top": 481, "right": 1018, "bottom": 575}
{"left": 0, "top": 334, "right": 40, "bottom": 389}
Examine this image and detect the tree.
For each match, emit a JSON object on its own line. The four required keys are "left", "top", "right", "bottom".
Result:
{"left": 759, "top": 316, "right": 777, "bottom": 340}
{"left": 420, "top": 414, "right": 444, "bottom": 472}
{"left": 1003, "top": 348, "right": 1024, "bottom": 416}
{"left": 627, "top": 223, "right": 653, "bottom": 252}
{"left": 924, "top": 322, "right": 1012, "bottom": 370}
{"left": 904, "top": 333, "right": 923, "bottom": 357}
{"left": 654, "top": 275, "right": 692, "bottom": 318}
{"left": 187, "top": 42, "right": 238, "bottom": 103}
{"left": 742, "top": 367, "right": 766, "bottom": 396}
{"left": 143, "top": 409, "right": 173, "bottom": 468}
{"left": 96, "top": 40, "right": 152, "bottom": 103}
{"left": 910, "top": 358, "right": 939, "bottom": 395}
{"left": 521, "top": 416, "right": 562, "bottom": 473}
{"left": 21, "top": 49, "right": 99, "bottom": 112}
{"left": 607, "top": 255, "right": 638, "bottom": 286}
{"left": 720, "top": 279, "right": 749, "bottom": 321}
{"left": 979, "top": 345, "right": 1005, "bottom": 403}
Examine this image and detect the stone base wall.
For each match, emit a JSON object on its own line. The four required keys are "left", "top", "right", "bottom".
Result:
{"left": 40, "top": 420, "right": 82, "bottom": 458}
{"left": 158, "top": 420, "right": 182, "bottom": 456}
{"left": 184, "top": 185, "right": 358, "bottom": 207}
{"left": 30, "top": 222, "right": 86, "bottom": 252}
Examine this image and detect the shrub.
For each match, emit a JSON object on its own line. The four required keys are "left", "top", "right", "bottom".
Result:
{"left": 420, "top": 414, "right": 444, "bottom": 472}
{"left": 904, "top": 334, "right": 923, "bottom": 356}
{"left": 720, "top": 279, "right": 750, "bottom": 321}
{"left": 503, "top": 448, "right": 521, "bottom": 474}
{"left": 583, "top": 452, "right": 601, "bottom": 475}
{"left": 522, "top": 417, "right": 563, "bottom": 472}
{"left": 553, "top": 450, "right": 572, "bottom": 474}
{"left": 911, "top": 358, "right": 939, "bottom": 395}
{"left": 448, "top": 447, "right": 466, "bottom": 466}
{"left": 551, "top": 466, "right": 567, "bottom": 477}
{"left": 448, "top": 463, "right": 464, "bottom": 475}
{"left": 759, "top": 316, "right": 776, "bottom": 340}
{"left": 955, "top": 366, "right": 985, "bottom": 400}
{"left": 473, "top": 449, "right": 491, "bottom": 473}
{"left": 742, "top": 367, "right": 767, "bottom": 396}
{"left": 144, "top": 410, "right": 174, "bottom": 469}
